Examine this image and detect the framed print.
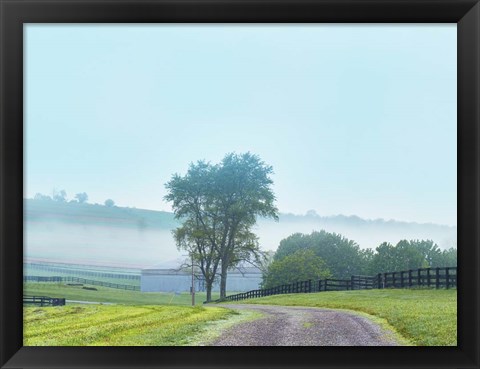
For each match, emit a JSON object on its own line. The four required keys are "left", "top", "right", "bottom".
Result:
{"left": 1, "top": 0, "right": 479, "bottom": 368}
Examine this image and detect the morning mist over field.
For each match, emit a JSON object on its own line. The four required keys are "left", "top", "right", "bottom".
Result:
{"left": 24, "top": 200, "right": 456, "bottom": 268}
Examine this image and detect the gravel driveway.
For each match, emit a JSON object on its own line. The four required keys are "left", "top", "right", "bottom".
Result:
{"left": 210, "top": 304, "right": 401, "bottom": 346}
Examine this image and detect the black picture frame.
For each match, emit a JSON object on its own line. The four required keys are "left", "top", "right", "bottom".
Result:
{"left": 1, "top": 1, "right": 478, "bottom": 368}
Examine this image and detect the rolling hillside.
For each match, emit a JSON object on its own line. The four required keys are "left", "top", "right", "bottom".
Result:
{"left": 25, "top": 199, "right": 178, "bottom": 230}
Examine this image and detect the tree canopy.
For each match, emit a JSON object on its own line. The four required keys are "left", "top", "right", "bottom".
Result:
{"left": 274, "top": 230, "right": 368, "bottom": 279}
{"left": 262, "top": 249, "right": 331, "bottom": 288}
{"left": 367, "top": 239, "right": 457, "bottom": 274}
{"left": 104, "top": 199, "right": 115, "bottom": 207}
{"left": 53, "top": 189, "right": 67, "bottom": 202}
{"left": 75, "top": 192, "right": 88, "bottom": 204}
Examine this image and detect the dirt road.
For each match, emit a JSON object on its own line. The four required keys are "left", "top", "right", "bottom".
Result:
{"left": 210, "top": 304, "right": 401, "bottom": 346}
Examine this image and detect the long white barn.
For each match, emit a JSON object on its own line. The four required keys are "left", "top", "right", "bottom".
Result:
{"left": 140, "top": 264, "right": 262, "bottom": 293}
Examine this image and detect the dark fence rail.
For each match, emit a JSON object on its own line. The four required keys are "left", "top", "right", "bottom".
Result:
{"left": 23, "top": 295, "right": 66, "bottom": 307}
{"left": 220, "top": 266, "right": 457, "bottom": 303}
{"left": 377, "top": 267, "right": 457, "bottom": 289}
{"left": 24, "top": 275, "right": 140, "bottom": 291}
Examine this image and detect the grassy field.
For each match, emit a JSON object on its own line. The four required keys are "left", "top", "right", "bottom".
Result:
{"left": 24, "top": 282, "right": 221, "bottom": 306}
{"left": 25, "top": 283, "right": 456, "bottom": 346}
{"left": 24, "top": 305, "right": 237, "bottom": 345}
{"left": 233, "top": 289, "right": 457, "bottom": 346}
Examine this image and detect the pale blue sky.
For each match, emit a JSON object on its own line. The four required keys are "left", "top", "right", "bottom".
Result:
{"left": 24, "top": 24, "right": 457, "bottom": 226}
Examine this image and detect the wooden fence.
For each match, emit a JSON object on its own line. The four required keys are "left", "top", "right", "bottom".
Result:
{"left": 23, "top": 295, "right": 66, "bottom": 307}
{"left": 220, "top": 266, "right": 457, "bottom": 303}
{"left": 377, "top": 267, "right": 457, "bottom": 289}
{"left": 24, "top": 275, "right": 140, "bottom": 291}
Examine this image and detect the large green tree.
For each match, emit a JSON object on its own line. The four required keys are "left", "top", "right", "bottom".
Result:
{"left": 368, "top": 241, "right": 425, "bottom": 274}
{"left": 436, "top": 247, "right": 457, "bottom": 267}
{"left": 165, "top": 152, "right": 278, "bottom": 300}
{"left": 367, "top": 239, "right": 452, "bottom": 274}
{"left": 274, "top": 230, "right": 367, "bottom": 279}
{"left": 263, "top": 249, "right": 331, "bottom": 288}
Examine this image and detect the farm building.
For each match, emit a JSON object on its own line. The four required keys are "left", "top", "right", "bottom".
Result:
{"left": 140, "top": 264, "right": 263, "bottom": 293}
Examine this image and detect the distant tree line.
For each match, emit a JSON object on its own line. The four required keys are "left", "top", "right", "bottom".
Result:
{"left": 262, "top": 230, "right": 457, "bottom": 288}
{"left": 32, "top": 190, "right": 115, "bottom": 207}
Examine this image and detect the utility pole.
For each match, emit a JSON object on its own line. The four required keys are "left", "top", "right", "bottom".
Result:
{"left": 191, "top": 254, "right": 195, "bottom": 306}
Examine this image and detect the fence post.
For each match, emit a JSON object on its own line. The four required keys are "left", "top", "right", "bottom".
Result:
{"left": 324, "top": 279, "right": 328, "bottom": 291}
{"left": 400, "top": 271, "right": 404, "bottom": 288}
{"left": 384, "top": 273, "right": 388, "bottom": 288}
{"left": 351, "top": 276, "right": 355, "bottom": 290}
{"left": 377, "top": 274, "right": 382, "bottom": 289}
{"left": 308, "top": 280, "right": 312, "bottom": 293}
{"left": 418, "top": 269, "right": 422, "bottom": 286}
{"left": 435, "top": 267, "right": 440, "bottom": 289}
{"left": 446, "top": 268, "right": 450, "bottom": 289}
{"left": 408, "top": 270, "right": 413, "bottom": 287}
{"left": 427, "top": 268, "right": 431, "bottom": 288}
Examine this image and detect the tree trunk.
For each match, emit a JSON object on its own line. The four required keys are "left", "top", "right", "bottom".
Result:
{"left": 207, "top": 286, "right": 212, "bottom": 302}
{"left": 206, "top": 283, "right": 212, "bottom": 302}
{"left": 220, "top": 263, "right": 228, "bottom": 299}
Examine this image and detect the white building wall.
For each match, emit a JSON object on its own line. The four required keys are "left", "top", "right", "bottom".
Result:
{"left": 224, "top": 275, "right": 262, "bottom": 292}
{"left": 141, "top": 272, "right": 262, "bottom": 293}
{"left": 141, "top": 274, "right": 198, "bottom": 292}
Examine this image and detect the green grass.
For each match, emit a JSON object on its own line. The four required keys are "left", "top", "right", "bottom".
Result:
{"left": 234, "top": 289, "right": 457, "bottom": 346}
{"left": 24, "top": 305, "right": 235, "bottom": 346}
{"left": 24, "top": 282, "right": 220, "bottom": 306}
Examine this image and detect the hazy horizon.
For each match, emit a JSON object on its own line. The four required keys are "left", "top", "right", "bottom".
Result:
{"left": 24, "top": 214, "right": 457, "bottom": 269}
{"left": 25, "top": 195, "right": 457, "bottom": 228}
{"left": 24, "top": 198, "right": 457, "bottom": 269}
